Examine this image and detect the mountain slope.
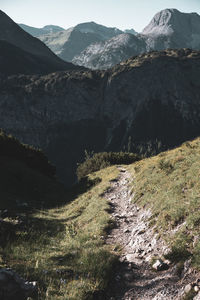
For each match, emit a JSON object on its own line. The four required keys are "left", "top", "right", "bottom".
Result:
{"left": 0, "top": 40, "right": 73, "bottom": 75}
{"left": 0, "top": 10, "right": 80, "bottom": 73}
{"left": 1, "top": 49, "right": 200, "bottom": 185}
{"left": 72, "top": 33, "right": 146, "bottom": 69}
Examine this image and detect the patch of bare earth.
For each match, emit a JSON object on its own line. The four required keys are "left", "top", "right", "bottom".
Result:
{"left": 103, "top": 167, "right": 200, "bottom": 300}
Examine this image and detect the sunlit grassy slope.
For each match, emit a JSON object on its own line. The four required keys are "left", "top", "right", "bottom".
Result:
{"left": 2, "top": 166, "right": 119, "bottom": 299}
{"left": 3, "top": 132, "right": 200, "bottom": 299}
{"left": 128, "top": 138, "right": 200, "bottom": 266}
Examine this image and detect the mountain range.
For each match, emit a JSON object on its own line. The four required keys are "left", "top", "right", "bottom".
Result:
{"left": 19, "top": 8, "right": 200, "bottom": 69}
{"left": 19, "top": 21, "right": 139, "bottom": 65}
{"left": 73, "top": 9, "right": 200, "bottom": 69}
{"left": 1, "top": 9, "right": 200, "bottom": 186}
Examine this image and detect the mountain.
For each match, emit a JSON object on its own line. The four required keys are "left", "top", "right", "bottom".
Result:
{"left": 19, "top": 24, "right": 64, "bottom": 37}
{"left": 0, "top": 10, "right": 80, "bottom": 74}
{"left": 1, "top": 49, "right": 200, "bottom": 186}
{"left": 38, "top": 22, "right": 123, "bottom": 62}
{"left": 73, "top": 9, "right": 200, "bottom": 69}
{"left": 142, "top": 8, "right": 200, "bottom": 51}
{"left": 72, "top": 33, "right": 146, "bottom": 69}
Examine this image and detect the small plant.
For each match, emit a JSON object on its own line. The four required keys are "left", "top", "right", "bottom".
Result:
{"left": 158, "top": 159, "right": 174, "bottom": 174}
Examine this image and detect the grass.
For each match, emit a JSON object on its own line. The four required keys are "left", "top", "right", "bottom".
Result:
{"left": 128, "top": 137, "right": 200, "bottom": 267}
{"left": 2, "top": 166, "right": 119, "bottom": 299}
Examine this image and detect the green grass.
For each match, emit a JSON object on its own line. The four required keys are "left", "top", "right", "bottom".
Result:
{"left": 2, "top": 166, "right": 119, "bottom": 299}
{"left": 128, "top": 138, "right": 200, "bottom": 266}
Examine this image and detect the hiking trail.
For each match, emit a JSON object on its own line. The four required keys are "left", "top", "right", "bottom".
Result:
{"left": 103, "top": 166, "right": 200, "bottom": 300}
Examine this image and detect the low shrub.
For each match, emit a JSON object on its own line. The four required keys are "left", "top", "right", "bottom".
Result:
{"left": 77, "top": 151, "right": 141, "bottom": 181}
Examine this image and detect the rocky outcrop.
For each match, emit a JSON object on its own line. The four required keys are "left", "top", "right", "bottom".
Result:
{"left": 0, "top": 49, "right": 200, "bottom": 185}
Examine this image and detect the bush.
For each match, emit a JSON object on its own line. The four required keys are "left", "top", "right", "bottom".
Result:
{"left": 77, "top": 151, "right": 141, "bottom": 181}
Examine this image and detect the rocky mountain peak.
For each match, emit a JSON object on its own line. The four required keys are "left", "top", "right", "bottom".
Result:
{"left": 142, "top": 8, "right": 181, "bottom": 35}
{"left": 142, "top": 8, "right": 200, "bottom": 36}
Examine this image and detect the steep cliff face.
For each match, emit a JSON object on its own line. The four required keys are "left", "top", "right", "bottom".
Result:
{"left": 1, "top": 49, "right": 200, "bottom": 185}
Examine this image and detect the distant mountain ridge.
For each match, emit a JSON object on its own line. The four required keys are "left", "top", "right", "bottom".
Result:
{"left": 20, "top": 21, "right": 138, "bottom": 63}
{"left": 19, "top": 24, "right": 65, "bottom": 37}
{"left": 19, "top": 9, "right": 200, "bottom": 69}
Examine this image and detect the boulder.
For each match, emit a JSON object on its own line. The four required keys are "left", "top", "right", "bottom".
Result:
{"left": 0, "top": 268, "right": 37, "bottom": 300}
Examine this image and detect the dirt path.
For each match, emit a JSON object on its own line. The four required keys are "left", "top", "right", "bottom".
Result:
{"left": 104, "top": 167, "right": 199, "bottom": 300}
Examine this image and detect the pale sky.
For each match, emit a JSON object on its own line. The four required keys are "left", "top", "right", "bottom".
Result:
{"left": 1, "top": 0, "right": 200, "bottom": 32}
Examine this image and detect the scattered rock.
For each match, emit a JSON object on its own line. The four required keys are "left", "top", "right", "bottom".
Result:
{"left": 194, "top": 285, "right": 199, "bottom": 292}
{"left": 152, "top": 259, "right": 169, "bottom": 271}
{"left": 194, "top": 291, "right": 200, "bottom": 300}
{"left": 184, "top": 283, "right": 192, "bottom": 294}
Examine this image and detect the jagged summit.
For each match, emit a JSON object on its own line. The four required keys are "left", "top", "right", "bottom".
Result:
{"left": 142, "top": 8, "right": 200, "bottom": 36}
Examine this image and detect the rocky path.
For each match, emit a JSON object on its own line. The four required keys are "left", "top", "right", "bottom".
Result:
{"left": 104, "top": 167, "right": 200, "bottom": 300}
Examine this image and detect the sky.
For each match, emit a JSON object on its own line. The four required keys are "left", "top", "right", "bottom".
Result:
{"left": 1, "top": 0, "right": 200, "bottom": 32}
